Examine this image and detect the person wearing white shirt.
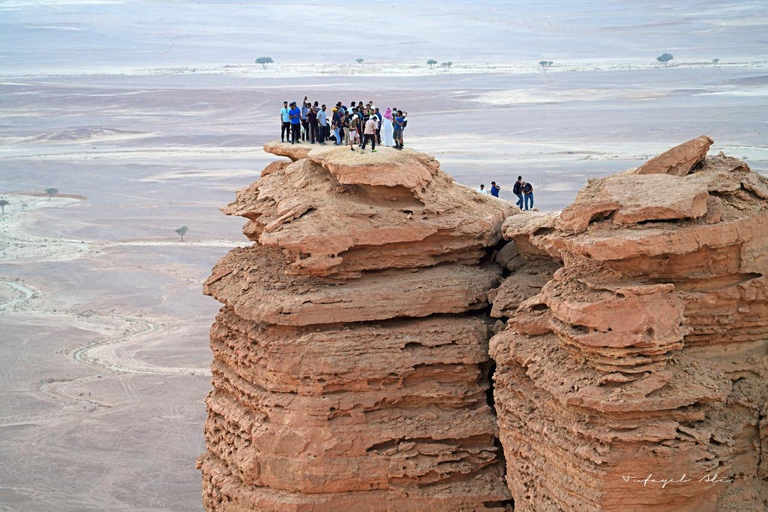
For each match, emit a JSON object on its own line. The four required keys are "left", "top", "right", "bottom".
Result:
{"left": 477, "top": 184, "right": 489, "bottom": 195}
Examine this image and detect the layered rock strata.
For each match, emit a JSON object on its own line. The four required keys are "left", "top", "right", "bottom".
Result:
{"left": 490, "top": 137, "right": 768, "bottom": 511}
{"left": 199, "top": 144, "right": 514, "bottom": 510}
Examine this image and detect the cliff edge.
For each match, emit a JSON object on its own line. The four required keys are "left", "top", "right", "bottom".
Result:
{"left": 198, "top": 144, "right": 514, "bottom": 511}
{"left": 490, "top": 137, "right": 768, "bottom": 511}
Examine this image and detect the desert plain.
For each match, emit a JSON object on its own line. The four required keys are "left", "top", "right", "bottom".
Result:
{"left": 0, "top": 1, "right": 767, "bottom": 510}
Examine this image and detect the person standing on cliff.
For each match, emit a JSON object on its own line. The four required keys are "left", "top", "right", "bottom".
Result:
{"left": 393, "top": 110, "right": 405, "bottom": 149}
{"left": 361, "top": 115, "right": 378, "bottom": 152}
{"left": 523, "top": 181, "right": 534, "bottom": 210}
{"left": 331, "top": 107, "right": 342, "bottom": 145}
{"left": 307, "top": 103, "right": 318, "bottom": 144}
{"left": 477, "top": 184, "right": 488, "bottom": 195}
{"left": 288, "top": 102, "right": 302, "bottom": 144}
{"left": 317, "top": 105, "right": 328, "bottom": 144}
{"left": 301, "top": 97, "right": 310, "bottom": 142}
{"left": 280, "top": 101, "right": 291, "bottom": 143}
{"left": 374, "top": 107, "right": 383, "bottom": 144}
{"left": 512, "top": 176, "right": 524, "bottom": 209}
{"left": 348, "top": 111, "right": 360, "bottom": 151}
{"left": 490, "top": 181, "right": 501, "bottom": 197}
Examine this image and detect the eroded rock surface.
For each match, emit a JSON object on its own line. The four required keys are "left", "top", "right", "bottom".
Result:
{"left": 198, "top": 143, "right": 513, "bottom": 511}
{"left": 489, "top": 137, "right": 768, "bottom": 511}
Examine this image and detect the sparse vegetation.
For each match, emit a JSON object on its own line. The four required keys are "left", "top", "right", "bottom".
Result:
{"left": 539, "top": 60, "right": 554, "bottom": 69}
{"left": 175, "top": 226, "right": 188, "bottom": 241}
{"left": 45, "top": 188, "right": 58, "bottom": 200}
{"left": 355, "top": 58, "right": 364, "bottom": 65}
{"left": 427, "top": 59, "right": 438, "bottom": 69}
{"left": 0, "top": 199, "right": 8, "bottom": 214}
{"left": 657, "top": 53, "right": 674, "bottom": 66}
{"left": 712, "top": 58, "right": 720, "bottom": 66}
{"left": 441, "top": 61, "right": 453, "bottom": 70}
{"left": 255, "top": 56, "right": 274, "bottom": 69}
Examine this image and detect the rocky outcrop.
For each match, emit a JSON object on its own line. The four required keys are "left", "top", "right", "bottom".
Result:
{"left": 198, "top": 144, "right": 514, "bottom": 511}
{"left": 633, "top": 135, "right": 713, "bottom": 177}
{"left": 489, "top": 138, "right": 768, "bottom": 511}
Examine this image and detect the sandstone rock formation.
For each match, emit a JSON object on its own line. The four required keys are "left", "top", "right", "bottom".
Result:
{"left": 490, "top": 138, "right": 768, "bottom": 511}
{"left": 198, "top": 144, "right": 514, "bottom": 510}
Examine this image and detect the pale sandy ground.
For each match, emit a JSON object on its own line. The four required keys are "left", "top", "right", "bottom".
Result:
{"left": 1, "top": 1, "right": 767, "bottom": 511}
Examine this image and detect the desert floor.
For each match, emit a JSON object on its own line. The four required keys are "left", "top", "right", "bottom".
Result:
{"left": 1, "top": 62, "right": 767, "bottom": 511}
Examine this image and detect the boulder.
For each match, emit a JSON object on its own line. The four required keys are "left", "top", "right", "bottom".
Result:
{"left": 632, "top": 135, "right": 713, "bottom": 176}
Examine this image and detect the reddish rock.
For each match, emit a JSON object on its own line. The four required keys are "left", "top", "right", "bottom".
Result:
{"left": 557, "top": 174, "right": 710, "bottom": 234}
{"left": 199, "top": 144, "right": 512, "bottom": 510}
{"left": 224, "top": 144, "right": 512, "bottom": 277}
{"left": 490, "top": 138, "right": 768, "bottom": 511}
{"left": 633, "top": 135, "right": 713, "bottom": 176}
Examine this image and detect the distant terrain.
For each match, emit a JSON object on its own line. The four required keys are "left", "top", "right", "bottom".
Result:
{"left": 0, "top": 0, "right": 766, "bottom": 510}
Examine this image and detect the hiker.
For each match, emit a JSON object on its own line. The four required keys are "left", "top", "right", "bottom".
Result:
{"left": 361, "top": 115, "right": 378, "bottom": 152}
{"left": 301, "top": 97, "right": 310, "bottom": 141}
{"left": 342, "top": 111, "right": 351, "bottom": 147}
{"left": 307, "top": 103, "right": 318, "bottom": 143}
{"left": 332, "top": 107, "right": 342, "bottom": 145}
{"left": 381, "top": 108, "right": 395, "bottom": 146}
{"left": 317, "top": 105, "right": 328, "bottom": 144}
{"left": 393, "top": 110, "right": 405, "bottom": 149}
{"left": 280, "top": 101, "right": 291, "bottom": 143}
{"left": 477, "top": 184, "right": 488, "bottom": 195}
{"left": 523, "top": 181, "right": 534, "bottom": 210}
{"left": 374, "top": 107, "right": 382, "bottom": 143}
{"left": 288, "top": 102, "right": 301, "bottom": 144}
{"left": 490, "top": 181, "right": 500, "bottom": 197}
{"left": 348, "top": 112, "right": 360, "bottom": 151}
{"left": 512, "top": 176, "right": 524, "bottom": 209}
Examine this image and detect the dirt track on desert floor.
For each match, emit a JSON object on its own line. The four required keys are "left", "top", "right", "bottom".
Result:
{"left": 0, "top": 191, "right": 243, "bottom": 511}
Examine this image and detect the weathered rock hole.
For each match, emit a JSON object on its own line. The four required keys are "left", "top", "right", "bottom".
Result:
{"left": 589, "top": 209, "right": 616, "bottom": 224}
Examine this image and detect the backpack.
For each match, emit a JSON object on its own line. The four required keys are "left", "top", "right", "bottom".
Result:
{"left": 513, "top": 182, "right": 522, "bottom": 194}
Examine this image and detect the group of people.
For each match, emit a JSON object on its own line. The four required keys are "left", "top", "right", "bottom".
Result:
{"left": 477, "top": 177, "right": 534, "bottom": 211}
{"left": 280, "top": 98, "right": 408, "bottom": 152}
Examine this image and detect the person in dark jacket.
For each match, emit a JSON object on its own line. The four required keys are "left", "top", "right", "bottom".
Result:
{"left": 512, "top": 176, "right": 524, "bottom": 209}
{"left": 307, "top": 104, "right": 318, "bottom": 143}
{"left": 523, "top": 181, "right": 534, "bottom": 210}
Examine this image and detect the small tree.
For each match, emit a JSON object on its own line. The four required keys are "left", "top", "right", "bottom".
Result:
{"left": 255, "top": 57, "right": 273, "bottom": 69}
{"left": 657, "top": 53, "right": 674, "bottom": 66}
{"left": 427, "top": 59, "right": 438, "bottom": 69}
{"left": 539, "top": 60, "right": 553, "bottom": 69}
{"left": 356, "top": 58, "right": 364, "bottom": 65}
{"left": 0, "top": 199, "right": 8, "bottom": 214}
{"left": 441, "top": 61, "right": 453, "bottom": 70}
{"left": 712, "top": 58, "right": 720, "bottom": 66}
{"left": 175, "top": 226, "right": 188, "bottom": 241}
{"left": 45, "top": 188, "right": 58, "bottom": 200}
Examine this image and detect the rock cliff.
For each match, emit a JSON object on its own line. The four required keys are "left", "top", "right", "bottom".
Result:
{"left": 489, "top": 137, "right": 768, "bottom": 511}
{"left": 198, "top": 144, "right": 514, "bottom": 510}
